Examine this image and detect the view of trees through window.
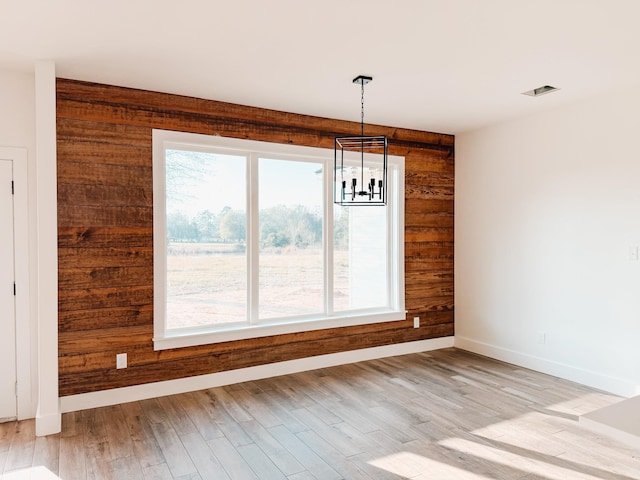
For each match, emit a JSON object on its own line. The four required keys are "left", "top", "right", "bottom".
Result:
{"left": 167, "top": 205, "right": 326, "bottom": 247}
{"left": 165, "top": 150, "right": 247, "bottom": 329}
{"left": 258, "top": 158, "right": 324, "bottom": 318}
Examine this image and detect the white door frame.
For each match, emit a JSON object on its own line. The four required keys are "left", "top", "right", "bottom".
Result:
{"left": 0, "top": 147, "right": 33, "bottom": 419}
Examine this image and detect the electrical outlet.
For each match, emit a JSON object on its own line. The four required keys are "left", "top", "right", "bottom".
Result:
{"left": 630, "top": 246, "right": 639, "bottom": 261}
{"left": 537, "top": 332, "right": 546, "bottom": 345}
{"left": 413, "top": 317, "right": 420, "bottom": 328}
{"left": 116, "top": 353, "right": 127, "bottom": 369}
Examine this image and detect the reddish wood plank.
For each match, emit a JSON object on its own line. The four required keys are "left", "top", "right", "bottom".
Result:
{"left": 59, "top": 326, "right": 153, "bottom": 355}
{"left": 59, "top": 266, "right": 154, "bottom": 290}
{"left": 58, "top": 183, "right": 152, "bottom": 208}
{"left": 404, "top": 213, "right": 454, "bottom": 228}
{"left": 56, "top": 117, "right": 151, "bottom": 147}
{"left": 58, "top": 227, "right": 152, "bottom": 248}
{"left": 57, "top": 160, "right": 152, "bottom": 188}
{"left": 58, "top": 246, "right": 153, "bottom": 269}
{"left": 58, "top": 285, "right": 153, "bottom": 312}
{"left": 58, "top": 205, "right": 152, "bottom": 228}
{"left": 58, "top": 305, "right": 153, "bottom": 332}
{"left": 404, "top": 227, "right": 453, "bottom": 243}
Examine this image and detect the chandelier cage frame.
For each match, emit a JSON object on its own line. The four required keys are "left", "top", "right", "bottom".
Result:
{"left": 334, "top": 75, "right": 388, "bottom": 206}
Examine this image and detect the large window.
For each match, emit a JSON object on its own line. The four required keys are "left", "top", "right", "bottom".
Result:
{"left": 153, "top": 130, "right": 405, "bottom": 350}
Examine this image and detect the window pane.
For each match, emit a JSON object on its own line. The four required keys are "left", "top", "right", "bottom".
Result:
{"left": 165, "top": 149, "right": 246, "bottom": 329}
{"left": 258, "top": 158, "right": 324, "bottom": 319}
{"left": 334, "top": 204, "right": 388, "bottom": 311}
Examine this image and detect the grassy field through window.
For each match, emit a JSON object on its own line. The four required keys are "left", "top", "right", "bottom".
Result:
{"left": 166, "top": 243, "right": 349, "bottom": 329}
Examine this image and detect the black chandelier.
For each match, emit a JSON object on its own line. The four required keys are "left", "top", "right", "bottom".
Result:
{"left": 334, "top": 75, "right": 388, "bottom": 206}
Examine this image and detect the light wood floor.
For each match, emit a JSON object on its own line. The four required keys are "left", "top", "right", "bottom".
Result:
{"left": 1, "top": 348, "right": 638, "bottom": 480}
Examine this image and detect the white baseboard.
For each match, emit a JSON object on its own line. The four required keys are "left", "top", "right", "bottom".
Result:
{"left": 35, "top": 410, "right": 61, "bottom": 437}
{"left": 454, "top": 336, "right": 638, "bottom": 398}
{"left": 60, "top": 337, "right": 454, "bottom": 413}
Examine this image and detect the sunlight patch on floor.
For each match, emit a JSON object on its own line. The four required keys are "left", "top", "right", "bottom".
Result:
{"left": 545, "top": 392, "right": 620, "bottom": 416}
{"left": 368, "top": 451, "right": 492, "bottom": 479}
{"left": 439, "top": 437, "right": 604, "bottom": 480}
{"left": 471, "top": 410, "right": 568, "bottom": 443}
{"left": 1, "top": 467, "right": 61, "bottom": 480}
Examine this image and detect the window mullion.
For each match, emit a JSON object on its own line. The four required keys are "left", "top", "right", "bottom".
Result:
{"left": 386, "top": 165, "right": 395, "bottom": 309}
{"left": 156, "top": 143, "right": 169, "bottom": 340}
{"left": 324, "top": 157, "right": 334, "bottom": 316}
{"left": 248, "top": 153, "right": 259, "bottom": 324}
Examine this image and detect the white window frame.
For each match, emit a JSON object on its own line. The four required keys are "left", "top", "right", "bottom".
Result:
{"left": 153, "top": 129, "right": 405, "bottom": 350}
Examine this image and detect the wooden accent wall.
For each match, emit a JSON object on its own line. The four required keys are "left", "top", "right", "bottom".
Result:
{"left": 57, "top": 78, "right": 454, "bottom": 396}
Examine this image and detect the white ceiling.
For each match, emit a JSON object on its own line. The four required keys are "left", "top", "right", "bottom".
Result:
{"left": 2, "top": 0, "right": 640, "bottom": 134}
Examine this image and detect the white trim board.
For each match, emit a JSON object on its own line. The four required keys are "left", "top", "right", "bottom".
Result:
{"left": 35, "top": 60, "right": 60, "bottom": 437}
{"left": 455, "top": 336, "right": 638, "bottom": 398}
{"left": 60, "top": 337, "right": 454, "bottom": 413}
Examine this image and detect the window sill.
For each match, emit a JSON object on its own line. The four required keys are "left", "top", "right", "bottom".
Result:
{"left": 153, "top": 310, "right": 407, "bottom": 351}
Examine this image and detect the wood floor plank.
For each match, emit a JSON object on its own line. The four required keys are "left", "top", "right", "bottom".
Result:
{"left": 309, "top": 398, "right": 379, "bottom": 435}
{"left": 239, "top": 420, "right": 305, "bottom": 477}
{"left": 236, "top": 443, "right": 287, "bottom": 480}
{"left": 85, "top": 441, "right": 114, "bottom": 480}
{"left": 179, "top": 432, "right": 230, "bottom": 480}
{"left": 237, "top": 381, "right": 268, "bottom": 395}
{"left": 32, "top": 434, "right": 59, "bottom": 475}
{"left": 257, "top": 377, "right": 315, "bottom": 410}
{"left": 406, "top": 437, "right": 519, "bottom": 480}
{"left": 150, "top": 420, "right": 198, "bottom": 478}
{"left": 82, "top": 408, "right": 108, "bottom": 448}
{"left": 177, "top": 392, "right": 224, "bottom": 441}
{"left": 296, "top": 429, "right": 374, "bottom": 480}
{"left": 103, "top": 405, "right": 134, "bottom": 460}
{"left": 0, "top": 423, "right": 15, "bottom": 453}
{"left": 59, "top": 435, "right": 87, "bottom": 480}
{"left": 206, "top": 436, "right": 258, "bottom": 480}
{"left": 195, "top": 391, "right": 253, "bottom": 448}
{"left": 61, "top": 411, "right": 83, "bottom": 438}
{"left": 366, "top": 404, "right": 426, "bottom": 442}
{"left": 267, "top": 425, "right": 342, "bottom": 480}
{"left": 174, "top": 473, "right": 203, "bottom": 480}
{"left": 343, "top": 439, "right": 405, "bottom": 480}
{"left": 110, "top": 455, "right": 145, "bottom": 479}
{"left": 289, "top": 407, "right": 365, "bottom": 458}
{"left": 209, "top": 387, "right": 254, "bottom": 424}
{"left": 0, "top": 452, "right": 6, "bottom": 475}
{"left": 142, "top": 463, "right": 173, "bottom": 480}
{"left": 157, "top": 395, "right": 197, "bottom": 436}
{"left": 228, "top": 390, "right": 283, "bottom": 429}
{"left": 330, "top": 420, "right": 380, "bottom": 457}
{"left": 120, "top": 401, "right": 165, "bottom": 469}
{"left": 140, "top": 399, "right": 168, "bottom": 425}
{"left": 256, "top": 392, "right": 309, "bottom": 434}
{"left": 285, "top": 471, "right": 316, "bottom": 480}
{"left": 4, "top": 420, "right": 35, "bottom": 473}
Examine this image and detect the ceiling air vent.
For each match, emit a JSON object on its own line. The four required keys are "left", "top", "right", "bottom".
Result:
{"left": 522, "top": 85, "right": 559, "bottom": 97}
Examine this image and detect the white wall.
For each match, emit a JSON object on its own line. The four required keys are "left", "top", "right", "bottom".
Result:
{"left": 456, "top": 84, "right": 640, "bottom": 397}
{"left": 0, "top": 68, "right": 38, "bottom": 416}
{"left": 0, "top": 69, "right": 35, "bottom": 150}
